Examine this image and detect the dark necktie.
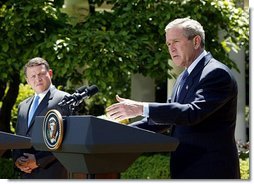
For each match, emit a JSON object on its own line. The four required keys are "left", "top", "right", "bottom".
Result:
{"left": 176, "top": 70, "right": 189, "bottom": 101}
{"left": 28, "top": 95, "right": 40, "bottom": 127}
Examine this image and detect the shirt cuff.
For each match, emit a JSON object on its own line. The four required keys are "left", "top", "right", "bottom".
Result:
{"left": 142, "top": 103, "right": 149, "bottom": 117}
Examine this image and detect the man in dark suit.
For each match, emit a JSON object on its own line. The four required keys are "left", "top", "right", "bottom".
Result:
{"left": 13, "top": 57, "right": 71, "bottom": 179}
{"left": 106, "top": 18, "right": 240, "bottom": 179}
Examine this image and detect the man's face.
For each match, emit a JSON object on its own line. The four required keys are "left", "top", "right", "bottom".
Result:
{"left": 26, "top": 65, "right": 52, "bottom": 94}
{"left": 165, "top": 27, "right": 197, "bottom": 68}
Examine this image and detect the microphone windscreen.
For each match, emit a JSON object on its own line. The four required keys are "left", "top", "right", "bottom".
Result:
{"left": 75, "top": 85, "right": 87, "bottom": 93}
{"left": 87, "top": 85, "right": 99, "bottom": 96}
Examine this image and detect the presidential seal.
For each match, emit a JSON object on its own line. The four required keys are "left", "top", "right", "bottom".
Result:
{"left": 43, "top": 109, "right": 63, "bottom": 150}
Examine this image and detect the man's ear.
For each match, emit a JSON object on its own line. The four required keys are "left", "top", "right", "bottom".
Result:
{"left": 193, "top": 35, "right": 201, "bottom": 49}
{"left": 48, "top": 69, "right": 53, "bottom": 78}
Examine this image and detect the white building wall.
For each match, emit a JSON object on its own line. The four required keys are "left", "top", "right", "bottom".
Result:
{"left": 230, "top": 49, "right": 247, "bottom": 142}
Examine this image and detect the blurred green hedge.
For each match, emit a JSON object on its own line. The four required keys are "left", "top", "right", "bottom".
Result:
{"left": 0, "top": 158, "right": 19, "bottom": 179}
{"left": 121, "top": 153, "right": 170, "bottom": 179}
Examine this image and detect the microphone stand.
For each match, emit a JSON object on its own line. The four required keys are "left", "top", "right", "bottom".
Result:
{"left": 68, "top": 102, "right": 83, "bottom": 115}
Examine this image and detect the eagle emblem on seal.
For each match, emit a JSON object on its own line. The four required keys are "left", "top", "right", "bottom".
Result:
{"left": 48, "top": 117, "right": 59, "bottom": 144}
{"left": 43, "top": 109, "right": 63, "bottom": 150}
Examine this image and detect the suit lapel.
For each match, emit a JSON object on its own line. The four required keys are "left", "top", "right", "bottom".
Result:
{"left": 177, "top": 53, "right": 213, "bottom": 103}
{"left": 23, "top": 97, "right": 33, "bottom": 132}
{"left": 172, "top": 73, "right": 184, "bottom": 102}
{"left": 26, "top": 86, "right": 56, "bottom": 132}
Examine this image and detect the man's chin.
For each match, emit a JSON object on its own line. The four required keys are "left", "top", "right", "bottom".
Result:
{"left": 35, "top": 87, "right": 46, "bottom": 94}
{"left": 173, "top": 60, "right": 183, "bottom": 67}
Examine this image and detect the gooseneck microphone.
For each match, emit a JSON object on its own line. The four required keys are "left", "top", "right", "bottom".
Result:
{"left": 58, "top": 85, "right": 99, "bottom": 107}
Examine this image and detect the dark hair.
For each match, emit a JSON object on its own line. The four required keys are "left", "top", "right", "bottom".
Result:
{"left": 24, "top": 57, "right": 50, "bottom": 76}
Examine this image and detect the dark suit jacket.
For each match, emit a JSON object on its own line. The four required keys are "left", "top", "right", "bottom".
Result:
{"left": 13, "top": 86, "right": 71, "bottom": 179}
{"left": 130, "top": 53, "right": 240, "bottom": 179}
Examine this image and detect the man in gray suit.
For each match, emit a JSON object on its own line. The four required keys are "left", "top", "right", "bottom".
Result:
{"left": 13, "top": 57, "right": 71, "bottom": 179}
{"left": 106, "top": 18, "right": 240, "bottom": 179}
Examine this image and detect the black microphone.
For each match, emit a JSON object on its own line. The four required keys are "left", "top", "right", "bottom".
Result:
{"left": 75, "top": 85, "right": 88, "bottom": 93}
{"left": 58, "top": 86, "right": 88, "bottom": 106}
{"left": 72, "top": 85, "right": 98, "bottom": 106}
{"left": 58, "top": 85, "right": 99, "bottom": 107}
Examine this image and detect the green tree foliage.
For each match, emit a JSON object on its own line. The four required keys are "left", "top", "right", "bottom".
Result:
{"left": 0, "top": 0, "right": 249, "bottom": 133}
{"left": 10, "top": 84, "right": 34, "bottom": 132}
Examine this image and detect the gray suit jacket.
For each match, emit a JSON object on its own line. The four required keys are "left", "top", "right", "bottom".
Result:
{"left": 13, "top": 86, "right": 71, "bottom": 179}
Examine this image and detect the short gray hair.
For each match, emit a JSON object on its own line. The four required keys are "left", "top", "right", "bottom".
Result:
{"left": 165, "top": 17, "right": 205, "bottom": 48}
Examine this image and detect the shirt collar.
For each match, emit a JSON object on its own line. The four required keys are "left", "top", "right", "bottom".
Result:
{"left": 34, "top": 84, "right": 54, "bottom": 103}
{"left": 186, "top": 50, "right": 208, "bottom": 74}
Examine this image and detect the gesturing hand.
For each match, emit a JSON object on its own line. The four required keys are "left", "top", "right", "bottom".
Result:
{"left": 106, "top": 95, "right": 144, "bottom": 122}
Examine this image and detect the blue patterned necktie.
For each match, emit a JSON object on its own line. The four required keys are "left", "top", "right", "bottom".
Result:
{"left": 28, "top": 95, "right": 40, "bottom": 127}
{"left": 176, "top": 70, "right": 189, "bottom": 101}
